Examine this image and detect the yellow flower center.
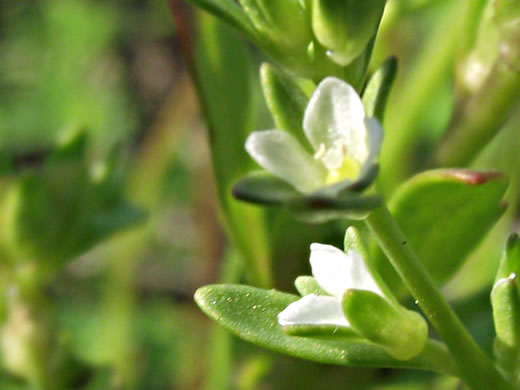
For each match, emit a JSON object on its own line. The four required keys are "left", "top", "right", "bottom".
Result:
{"left": 325, "top": 154, "right": 360, "bottom": 185}
{"left": 314, "top": 142, "right": 361, "bottom": 185}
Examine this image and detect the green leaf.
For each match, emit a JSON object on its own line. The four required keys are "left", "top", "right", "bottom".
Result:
{"left": 194, "top": 11, "right": 271, "bottom": 287}
{"left": 232, "top": 173, "right": 300, "bottom": 205}
{"left": 185, "top": 0, "right": 259, "bottom": 43}
{"left": 362, "top": 56, "right": 398, "bottom": 121}
{"left": 195, "top": 284, "right": 456, "bottom": 375}
{"left": 260, "top": 63, "right": 309, "bottom": 147}
{"left": 288, "top": 192, "right": 382, "bottom": 222}
{"left": 372, "top": 169, "right": 509, "bottom": 296}
{"left": 232, "top": 172, "right": 382, "bottom": 222}
{"left": 342, "top": 289, "right": 428, "bottom": 360}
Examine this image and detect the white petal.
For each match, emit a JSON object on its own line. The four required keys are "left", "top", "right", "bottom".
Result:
{"left": 303, "top": 78, "right": 368, "bottom": 167}
{"left": 278, "top": 294, "right": 349, "bottom": 327}
{"left": 310, "top": 244, "right": 382, "bottom": 297}
{"left": 245, "top": 130, "right": 326, "bottom": 193}
{"left": 359, "top": 117, "right": 383, "bottom": 178}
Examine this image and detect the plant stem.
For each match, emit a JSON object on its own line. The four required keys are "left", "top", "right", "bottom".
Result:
{"left": 435, "top": 62, "right": 520, "bottom": 167}
{"left": 365, "top": 205, "right": 513, "bottom": 390}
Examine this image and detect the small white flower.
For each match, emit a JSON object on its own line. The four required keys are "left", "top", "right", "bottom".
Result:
{"left": 278, "top": 243, "right": 383, "bottom": 328}
{"left": 246, "top": 77, "right": 383, "bottom": 194}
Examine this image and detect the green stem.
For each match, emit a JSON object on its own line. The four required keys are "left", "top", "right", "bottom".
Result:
{"left": 435, "top": 62, "right": 520, "bottom": 167}
{"left": 365, "top": 206, "right": 513, "bottom": 390}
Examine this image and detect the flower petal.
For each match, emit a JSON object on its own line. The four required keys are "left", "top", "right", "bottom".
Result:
{"left": 303, "top": 78, "right": 368, "bottom": 167}
{"left": 359, "top": 117, "right": 383, "bottom": 178}
{"left": 278, "top": 294, "right": 349, "bottom": 327}
{"left": 245, "top": 130, "right": 326, "bottom": 193}
{"left": 310, "top": 244, "right": 382, "bottom": 297}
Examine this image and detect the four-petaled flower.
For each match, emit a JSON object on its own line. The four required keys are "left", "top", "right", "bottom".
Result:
{"left": 246, "top": 77, "right": 383, "bottom": 194}
{"left": 278, "top": 243, "right": 383, "bottom": 328}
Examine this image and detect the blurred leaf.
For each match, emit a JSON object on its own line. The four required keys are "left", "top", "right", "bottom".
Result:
{"left": 194, "top": 11, "right": 271, "bottom": 287}
{"left": 195, "top": 284, "right": 456, "bottom": 374}
{"left": 372, "top": 169, "right": 509, "bottom": 297}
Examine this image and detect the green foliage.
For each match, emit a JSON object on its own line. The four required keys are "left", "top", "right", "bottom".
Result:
{"left": 0, "top": 132, "right": 144, "bottom": 280}
{"left": 194, "top": 284, "right": 455, "bottom": 374}
{"left": 372, "top": 169, "right": 508, "bottom": 296}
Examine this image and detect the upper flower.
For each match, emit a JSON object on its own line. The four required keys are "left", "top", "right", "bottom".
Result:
{"left": 245, "top": 77, "right": 383, "bottom": 194}
{"left": 278, "top": 243, "right": 382, "bottom": 328}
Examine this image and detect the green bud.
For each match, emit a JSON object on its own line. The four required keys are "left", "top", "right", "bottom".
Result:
{"left": 496, "top": 233, "right": 520, "bottom": 282}
{"left": 342, "top": 289, "right": 427, "bottom": 360}
{"left": 491, "top": 275, "right": 520, "bottom": 376}
{"left": 491, "top": 234, "right": 520, "bottom": 377}
{"left": 312, "top": 0, "right": 386, "bottom": 65}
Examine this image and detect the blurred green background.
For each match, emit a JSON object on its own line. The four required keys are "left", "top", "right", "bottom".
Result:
{"left": 1, "top": 0, "right": 520, "bottom": 389}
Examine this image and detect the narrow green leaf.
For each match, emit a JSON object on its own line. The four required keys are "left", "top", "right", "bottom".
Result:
{"left": 289, "top": 192, "right": 382, "bottom": 221}
{"left": 232, "top": 173, "right": 300, "bottom": 205}
{"left": 194, "top": 284, "right": 456, "bottom": 375}
{"left": 362, "top": 56, "right": 398, "bottom": 121}
{"left": 372, "top": 169, "right": 509, "bottom": 297}
{"left": 232, "top": 172, "right": 382, "bottom": 222}
{"left": 260, "top": 63, "right": 309, "bottom": 147}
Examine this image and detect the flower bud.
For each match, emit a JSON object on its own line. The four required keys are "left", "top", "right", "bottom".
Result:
{"left": 491, "top": 234, "right": 520, "bottom": 375}
{"left": 342, "top": 289, "right": 427, "bottom": 360}
{"left": 491, "top": 275, "right": 520, "bottom": 375}
{"left": 238, "top": 0, "right": 313, "bottom": 52}
{"left": 312, "top": 0, "right": 386, "bottom": 65}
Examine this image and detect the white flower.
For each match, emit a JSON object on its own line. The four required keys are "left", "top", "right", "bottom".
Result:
{"left": 278, "top": 243, "right": 383, "bottom": 328}
{"left": 246, "top": 77, "right": 383, "bottom": 194}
